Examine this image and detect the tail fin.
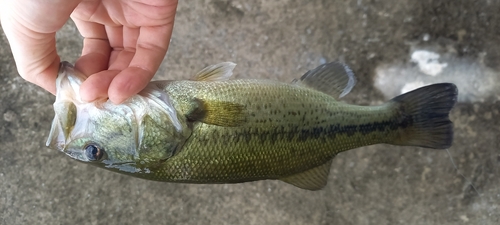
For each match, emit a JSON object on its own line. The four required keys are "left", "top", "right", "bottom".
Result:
{"left": 389, "top": 83, "right": 458, "bottom": 149}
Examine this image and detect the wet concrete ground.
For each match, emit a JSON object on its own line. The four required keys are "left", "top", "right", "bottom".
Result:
{"left": 1, "top": 0, "right": 499, "bottom": 224}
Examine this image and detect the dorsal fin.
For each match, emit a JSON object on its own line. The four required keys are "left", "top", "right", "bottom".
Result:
{"left": 192, "top": 62, "right": 236, "bottom": 81}
{"left": 187, "top": 98, "right": 246, "bottom": 127}
{"left": 292, "top": 62, "right": 356, "bottom": 98}
{"left": 280, "top": 159, "right": 332, "bottom": 191}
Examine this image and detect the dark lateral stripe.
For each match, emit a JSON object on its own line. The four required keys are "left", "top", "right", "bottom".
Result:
{"left": 203, "top": 116, "right": 414, "bottom": 144}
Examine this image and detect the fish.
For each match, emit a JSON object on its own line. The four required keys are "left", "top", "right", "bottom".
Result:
{"left": 47, "top": 61, "right": 458, "bottom": 190}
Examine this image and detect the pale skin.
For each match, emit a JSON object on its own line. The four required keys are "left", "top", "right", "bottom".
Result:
{"left": 0, "top": 0, "right": 178, "bottom": 103}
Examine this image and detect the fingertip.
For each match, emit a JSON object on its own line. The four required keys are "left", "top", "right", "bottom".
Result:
{"left": 108, "top": 67, "right": 153, "bottom": 104}
{"left": 79, "top": 70, "right": 118, "bottom": 102}
{"left": 108, "top": 93, "right": 129, "bottom": 105}
{"left": 74, "top": 52, "right": 109, "bottom": 76}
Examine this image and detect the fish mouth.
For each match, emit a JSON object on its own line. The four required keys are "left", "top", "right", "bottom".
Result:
{"left": 46, "top": 62, "right": 87, "bottom": 151}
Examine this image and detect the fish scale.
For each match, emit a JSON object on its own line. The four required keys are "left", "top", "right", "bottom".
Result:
{"left": 136, "top": 79, "right": 402, "bottom": 183}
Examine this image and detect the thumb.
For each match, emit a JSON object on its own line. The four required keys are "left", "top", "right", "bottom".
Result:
{"left": 0, "top": 0, "right": 82, "bottom": 94}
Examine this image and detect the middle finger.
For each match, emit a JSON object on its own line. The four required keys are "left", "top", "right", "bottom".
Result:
{"left": 107, "top": 25, "right": 140, "bottom": 71}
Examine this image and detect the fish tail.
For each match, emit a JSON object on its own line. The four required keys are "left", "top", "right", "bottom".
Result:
{"left": 388, "top": 83, "right": 458, "bottom": 149}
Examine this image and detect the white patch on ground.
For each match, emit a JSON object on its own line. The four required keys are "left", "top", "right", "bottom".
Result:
{"left": 400, "top": 81, "right": 425, "bottom": 94}
{"left": 374, "top": 46, "right": 500, "bottom": 103}
{"left": 410, "top": 50, "right": 448, "bottom": 76}
{"left": 422, "top": 33, "right": 430, "bottom": 41}
{"left": 459, "top": 215, "right": 469, "bottom": 222}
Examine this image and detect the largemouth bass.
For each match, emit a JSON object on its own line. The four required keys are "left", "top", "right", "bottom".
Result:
{"left": 47, "top": 61, "right": 457, "bottom": 190}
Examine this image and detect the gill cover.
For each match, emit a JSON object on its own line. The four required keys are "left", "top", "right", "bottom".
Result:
{"left": 46, "top": 61, "right": 187, "bottom": 167}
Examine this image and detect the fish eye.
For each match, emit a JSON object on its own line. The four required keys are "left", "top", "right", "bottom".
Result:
{"left": 84, "top": 143, "right": 105, "bottom": 161}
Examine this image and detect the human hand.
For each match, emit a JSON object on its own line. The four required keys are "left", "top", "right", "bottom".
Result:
{"left": 0, "top": 0, "right": 178, "bottom": 103}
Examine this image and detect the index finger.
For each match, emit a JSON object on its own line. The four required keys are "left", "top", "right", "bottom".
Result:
{"left": 108, "top": 23, "right": 175, "bottom": 103}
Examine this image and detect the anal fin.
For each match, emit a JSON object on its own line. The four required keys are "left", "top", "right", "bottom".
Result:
{"left": 280, "top": 159, "right": 332, "bottom": 191}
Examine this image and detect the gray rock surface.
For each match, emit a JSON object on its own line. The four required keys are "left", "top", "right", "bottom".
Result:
{"left": 1, "top": 0, "right": 499, "bottom": 224}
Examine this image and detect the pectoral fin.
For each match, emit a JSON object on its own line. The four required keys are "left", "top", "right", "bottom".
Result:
{"left": 187, "top": 98, "right": 246, "bottom": 127}
{"left": 280, "top": 159, "right": 332, "bottom": 191}
{"left": 292, "top": 62, "right": 356, "bottom": 98}
{"left": 46, "top": 102, "right": 77, "bottom": 148}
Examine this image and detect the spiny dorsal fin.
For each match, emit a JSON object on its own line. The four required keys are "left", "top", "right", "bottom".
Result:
{"left": 292, "top": 62, "right": 356, "bottom": 98}
{"left": 187, "top": 98, "right": 246, "bottom": 127}
{"left": 192, "top": 62, "right": 237, "bottom": 81}
{"left": 280, "top": 159, "right": 332, "bottom": 191}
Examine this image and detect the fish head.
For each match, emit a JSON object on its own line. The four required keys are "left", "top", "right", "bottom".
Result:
{"left": 47, "top": 62, "right": 188, "bottom": 173}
